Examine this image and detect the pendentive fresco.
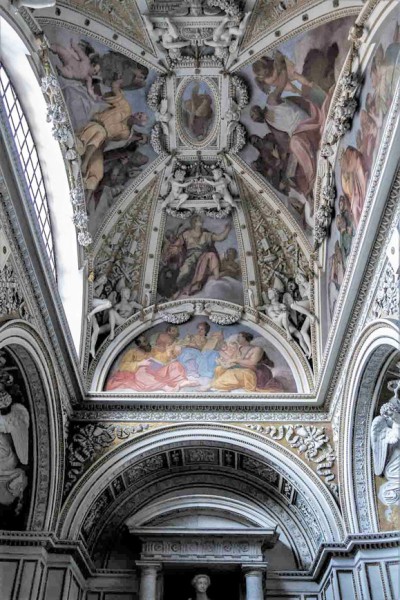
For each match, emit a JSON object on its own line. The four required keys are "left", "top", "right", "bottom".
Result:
{"left": 41, "top": 24, "right": 158, "bottom": 235}
{"left": 238, "top": 17, "right": 354, "bottom": 239}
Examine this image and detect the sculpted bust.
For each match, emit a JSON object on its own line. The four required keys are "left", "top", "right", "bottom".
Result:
{"left": 189, "top": 574, "right": 212, "bottom": 600}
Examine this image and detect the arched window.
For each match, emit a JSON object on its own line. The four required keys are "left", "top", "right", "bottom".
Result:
{"left": 0, "top": 63, "right": 56, "bottom": 277}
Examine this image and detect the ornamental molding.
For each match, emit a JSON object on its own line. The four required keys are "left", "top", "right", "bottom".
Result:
{"left": 133, "top": 531, "right": 277, "bottom": 563}
{"left": 73, "top": 407, "right": 328, "bottom": 421}
{"left": 318, "top": 55, "right": 400, "bottom": 410}
{"left": 79, "top": 454, "right": 321, "bottom": 569}
{"left": 344, "top": 343, "right": 397, "bottom": 533}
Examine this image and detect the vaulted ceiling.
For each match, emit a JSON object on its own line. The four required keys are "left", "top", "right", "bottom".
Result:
{"left": 26, "top": 0, "right": 398, "bottom": 401}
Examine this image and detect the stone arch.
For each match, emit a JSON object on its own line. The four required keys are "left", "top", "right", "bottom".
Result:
{"left": 0, "top": 320, "right": 65, "bottom": 532}
{"left": 59, "top": 424, "right": 344, "bottom": 570}
{"left": 339, "top": 319, "right": 400, "bottom": 534}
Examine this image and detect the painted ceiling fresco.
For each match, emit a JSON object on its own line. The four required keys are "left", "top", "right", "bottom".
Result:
{"left": 324, "top": 9, "right": 400, "bottom": 330}
{"left": 42, "top": 24, "right": 158, "bottom": 235}
{"left": 157, "top": 213, "right": 244, "bottom": 305}
{"left": 238, "top": 17, "right": 354, "bottom": 238}
{"left": 35, "top": 0, "right": 393, "bottom": 397}
{"left": 104, "top": 316, "right": 297, "bottom": 394}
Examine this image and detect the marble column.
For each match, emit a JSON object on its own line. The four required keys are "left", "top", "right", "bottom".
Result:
{"left": 136, "top": 562, "right": 162, "bottom": 600}
{"left": 243, "top": 565, "right": 267, "bottom": 600}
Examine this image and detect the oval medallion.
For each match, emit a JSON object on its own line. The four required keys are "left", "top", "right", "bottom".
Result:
{"left": 177, "top": 78, "right": 218, "bottom": 148}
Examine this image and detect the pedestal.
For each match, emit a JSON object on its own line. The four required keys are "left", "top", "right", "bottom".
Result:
{"left": 242, "top": 564, "right": 267, "bottom": 600}
{"left": 136, "top": 561, "right": 162, "bottom": 600}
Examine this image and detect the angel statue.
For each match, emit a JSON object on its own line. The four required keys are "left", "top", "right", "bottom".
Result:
{"left": 285, "top": 271, "right": 317, "bottom": 359}
{"left": 204, "top": 12, "right": 251, "bottom": 64}
{"left": 371, "top": 378, "right": 400, "bottom": 521}
{"left": 87, "top": 274, "right": 113, "bottom": 358}
{"left": 161, "top": 169, "right": 191, "bottom": 209}
{"left": 0, "top": 380, "right": 29, "bottom": 513}
{"left": 203, "top": 168, "right": 238, "bottom": 210}
{"left": 143, "top": 16, "right": 190, "bottom": 60}
{"left": 88, "top": 277, "right": 142, "bottom": 357}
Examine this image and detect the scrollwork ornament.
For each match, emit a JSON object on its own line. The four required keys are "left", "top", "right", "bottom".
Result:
{"left": 160, "top": 310, "right": 193, "bottom": 324}
{"left": 65, "top": 423, "right": 150, "bottom": 495}
{"left": 368, "top": 261, "right": 399, "bottom": 321}
{"left": 248, "top": 424, "right": 338, "bottom": 496}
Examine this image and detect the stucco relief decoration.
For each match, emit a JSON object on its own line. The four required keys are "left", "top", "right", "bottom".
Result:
{"left": 103, "top": 316, "right": 297, "bottom": 394}
{"left": 243, "top": 183, "right": 316, "bottom": 360}
{"left": 88, "top": 178, "right": 157, "bottom": 359}
{"left": 371, "top": 364, "right": 400, "bottom": 527}
{"left": 227, "top": 75, "right": 249, "bottom": 153}
{"left": 0, "top": 262, "right": 30, "bottom": 323}
{"left": 161, "top": 160, "right": 239, "bottom": 216}
{"left": 147, "top": 75, "right": 171, "bottom": 155}
{"left": 0, "top": 350, "right": 31, "bottom": 530}
{"left": 40, "top": 24, "right": 158, "bottom": 237}
{"left": 247, "top": 424, "right": 338, "bottom": 495}
{"left": 143, "top": 0, "right": 249, "bottom": 68}
{"left": 368, "top": 260, "right": 399, "bottom": 322}
{"left": 315, "top": 27, "right": 363, "bottom": 248}
{"left": 65, "top": 422, "right": 150, "bottom": 495}
{"left": 38, "top": 38, "right": 92, "bottom": 247}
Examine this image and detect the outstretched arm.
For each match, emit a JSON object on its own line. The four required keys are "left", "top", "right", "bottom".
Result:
{"left": 212, "top": 222, "right": 231, "bottom": 242}
{"left": 165, "top": 17, "right": 180, "bottom": 39}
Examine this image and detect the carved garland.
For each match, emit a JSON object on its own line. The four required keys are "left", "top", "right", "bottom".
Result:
{"left": 38, "top": 41, "right": 92, "bottom": 247}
